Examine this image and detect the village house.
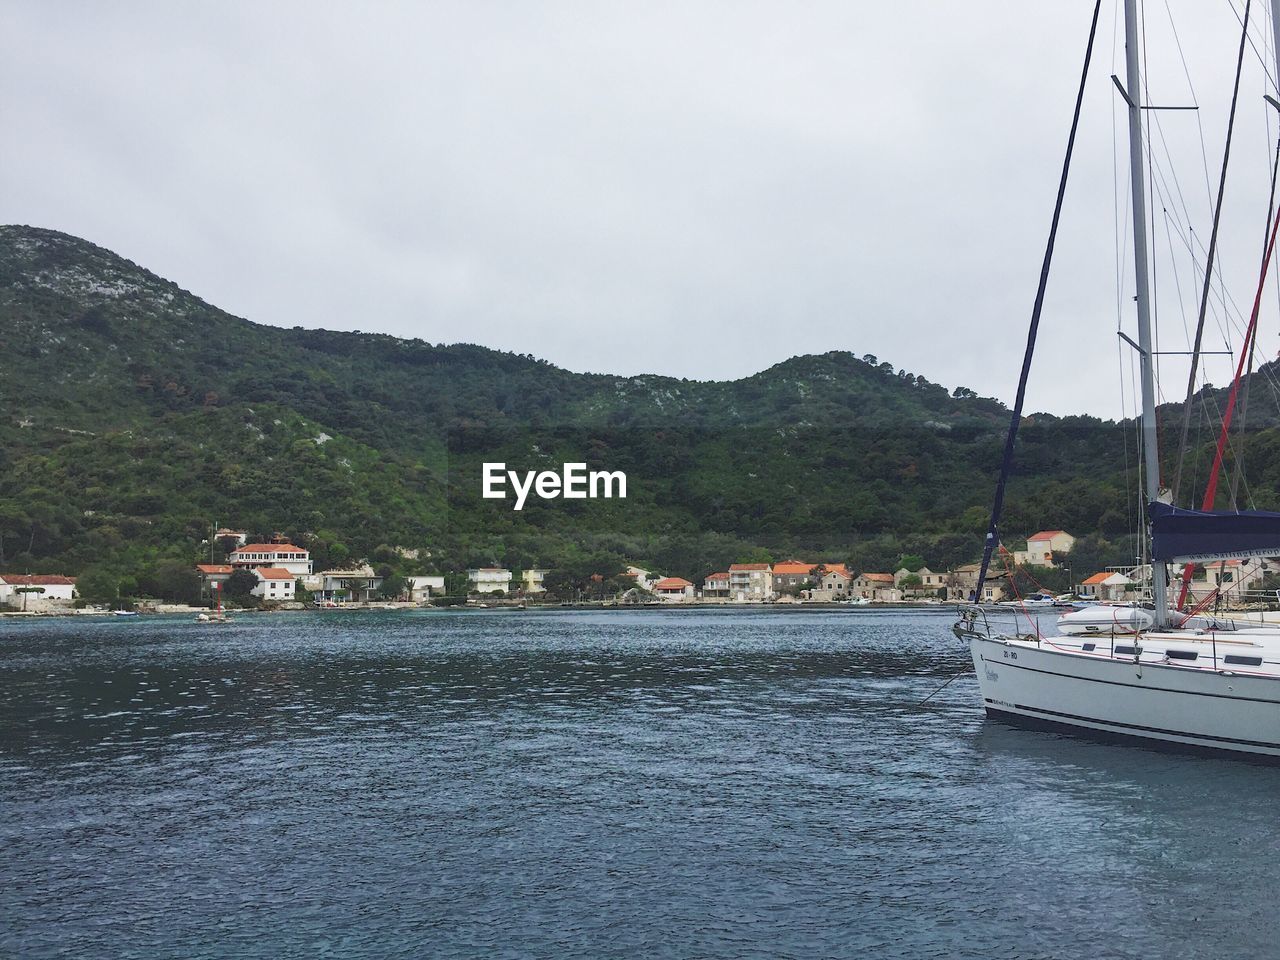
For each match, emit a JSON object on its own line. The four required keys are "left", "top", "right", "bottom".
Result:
{"left": 809, "top": 568, "right": 853, "bottom": 601}
{"left": 0, "top": 574, "right": 77, "bottom": 610}
{"left": 1013, "top": 530, "right": 1075, "bottom": 568}
{"left": 1184, "top": 557, "right": 1269, "bottom": 605}
{"left": 1079, "top": 571, "right": 1133, "bottom": 603}
{"left": 729, "top": 563, "right": 774, "bottom": 601}
{"left": 313, "top": 565, "right": 383, "bottom": 603}
{"left": 771, "top": 561, "right": 817, "bottom": 594}
{"left": 850, "top": 572, "right": 899, "bottom": 602}
{"left": 520, "top": 569, "right": 548, "bottom": 594}
{"left": 251, "top": 567, "right": 296, "bottom": 602}
{"left": 654, "top": 576, "right": 694, "bottom": 601}
{"left": 405, "top": 576, "right": 445, "bottom": 602}
{"left": 947, "top": 562, "right": 1011, "bottom": 602}
{"left": 229, "top": 542, "right": 313, "bottom": 576}
{"left": 214, "top": 528, "right": 248, "bottom": 547}
{"left": 467, "top": 567, "right": 512, "bottom": 594}
{"left": 894, "top": 566, "right": 946, "bottom": 597}
{"left": 195, "top": 564, "right": 233, "bottom": 602}
{"left": 702, "top": 572, "right": 731, "bottom": 598}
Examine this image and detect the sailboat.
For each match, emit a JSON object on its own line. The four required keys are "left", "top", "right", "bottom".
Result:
{"left": 957, "top": 0, "right": 1280, "bottom": 760}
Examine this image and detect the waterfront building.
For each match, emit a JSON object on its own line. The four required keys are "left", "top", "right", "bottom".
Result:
{"left": 0, "top": 574, "right": 77, "bottom": 608}
{"left": 405, "top": 576, "right": 445, "bottom": 601}
{"left": 771, "top": 560, "right": 817, "bottom": 593}
{"left": 894, "top": 566, "right": 945, "bottom": 596}
{"left": 702, "top": 572, "right": 730, "bottom": 598}
{"left": 467, "top": 567, "right": 512, "bottom": 594}
{"left": 809, "top": 568, "right": 853, "bottom": 601}
{"left": 1078, "top": 571, "right": 1132, "bottom": 603}
{"left": 654, "top": 577, "right": 694, "bottom": 601}
{"left": 229, "top": 542, "right": 313, "bottom": 576}
{"left": 314, "top": 566, "right": 383, "bottom": 603}
{"left": 850, "top": 572, "right": 898, "bottom": 602}
{"left": 251, "top": 567, "right": 296, "bottom": 602}
{"left": 520, "top": 569, "right": 548, "bottom": 594}
{"left": 728, "top": 563, "right": 773, "bottom": 601}
{"left": 195, "top": 564, "right": 233, "bottom": 601}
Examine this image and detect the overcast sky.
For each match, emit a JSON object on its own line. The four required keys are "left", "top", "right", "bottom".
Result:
{"left": 3, "top": 1, "right": 1279, "bottom": 417}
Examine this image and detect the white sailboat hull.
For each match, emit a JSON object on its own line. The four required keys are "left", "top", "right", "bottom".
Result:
{"left": 970, "top": 635, "right": 1280, "bottom": 759}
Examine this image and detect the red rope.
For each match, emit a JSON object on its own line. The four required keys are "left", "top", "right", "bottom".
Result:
{"left": 1176, "top": 203, "right": 1280, "bottom": 610}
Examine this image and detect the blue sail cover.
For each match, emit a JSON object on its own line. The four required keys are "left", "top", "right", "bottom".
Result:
{"left": 1149, "top": 501, "right": 1280, "bottom": 562}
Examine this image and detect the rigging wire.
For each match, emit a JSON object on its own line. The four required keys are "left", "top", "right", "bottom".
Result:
{"left": 972, "top": 0, "right": 1104, "bottom": 600}
{"left": 1171, "top": 0, "right": 1255, "bottom": 503}
{"left": 1175, "top": 202, "right": 1280, "bottom": 610}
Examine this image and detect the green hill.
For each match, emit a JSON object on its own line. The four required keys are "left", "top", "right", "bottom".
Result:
{"left": 0, "top": 225, "right": 1207, "bottom": 591}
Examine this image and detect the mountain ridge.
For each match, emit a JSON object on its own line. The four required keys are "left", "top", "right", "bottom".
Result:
{"left": 0, "top": 224, "right": 1245, "bottom": 593}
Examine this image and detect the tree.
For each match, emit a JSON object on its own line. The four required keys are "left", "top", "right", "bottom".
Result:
{"left": 898, "top": 555, "right": 926, "bottom": 573}
{"left": 225, "top": 568, "right": 259, "bottom": 601}
{"left": 76, "top": 568, "right": 119, "bottom": 605}
{"left": 379, "top": 574, "right": 407, "bottom": 600}
{"left": 141, "top": 559, "right": 201, "bottom": 603}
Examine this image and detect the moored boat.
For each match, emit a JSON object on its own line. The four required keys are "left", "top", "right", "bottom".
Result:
{"left": 957, "top": 0, "right": 1280, "bottom": 760}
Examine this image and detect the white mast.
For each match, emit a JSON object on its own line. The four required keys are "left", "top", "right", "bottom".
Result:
{"left": 1122, "top": 0, "right": 1168, "bottom": 628}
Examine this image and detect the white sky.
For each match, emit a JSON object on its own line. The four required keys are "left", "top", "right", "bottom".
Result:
{"left": 3, "top": 1, "right": 1279, "bottom": 417}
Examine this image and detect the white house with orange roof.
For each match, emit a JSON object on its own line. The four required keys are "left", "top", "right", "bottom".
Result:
{"left": 1079, "top": 571, "right": 1133, "bottom": 603}
{"left": 729, "top": 563, "right": 773, "bottom": 601}
{"left": 229, "top": 542, "right": 313, "bottom": 576}
{"left": 1013, "top": 530, "right": 1075, "bottom": 568}
{"left": 654, "top": 576, "right": 694, "bottom": 601}
{"left": 251, "top": 567, "right": 296, "bottom": 602}
{"left": 0, "top": 574, "right": 77, "bottom": 609}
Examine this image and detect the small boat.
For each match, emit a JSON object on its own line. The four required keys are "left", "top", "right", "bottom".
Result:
{"left": 1001, "top": 593, "right": 1056, "bottom": 609}
{"left": 112, "top": 609, "right": 139, "bottom": 617}
{"left": 197, "top": 581, "right": 233, "bottom": 623}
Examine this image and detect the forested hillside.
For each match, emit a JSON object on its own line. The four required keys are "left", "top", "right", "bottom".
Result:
{"left": 4, "top": 225, "right": 1267, "bottom": 589}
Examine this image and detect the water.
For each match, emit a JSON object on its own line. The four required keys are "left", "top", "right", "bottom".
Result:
{"left": 2, "top": 608, "right": 1277, "bottom": 959}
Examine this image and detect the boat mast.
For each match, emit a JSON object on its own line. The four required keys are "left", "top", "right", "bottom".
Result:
{"left": 1121, "top": 0, "right": 1168, "bottom": 628}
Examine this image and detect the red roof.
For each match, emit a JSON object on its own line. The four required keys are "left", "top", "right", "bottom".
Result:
{"left": 232, "top": 543, "right": 306, "bottom": 554}
{"left": 772, "top": 560, "right": 815, "bottom": 575}
{"left": 859, "top": 573, "right": 895, "bottom": 583}
{"left": 1028, "top": 530, "right": 1068, "bottom": 541}
{"left": 704, "top": 572, "right": 730, "bottom": 581}
{"left": 817, "top": 562, "right": 849, "bottom": 574}
{"left": 196, "top": 564, "right": 233, "bottom": 575}
{"left": 1081, "top": 572, "right": 1112, "bottom": 585}
{"left": 823, "top": 569, "right": 852, "bottom": 581}
{"left": 655, "top": 577, "right": 692, "bottom": 589}
{"left": 729, "top": 563, "right": 771, "bottom": 571}
{"left": 255, "top": 567, "right": 295, "bottom": 581}
{"left": 0, "top": 574, "right": 75, "bottom": 586}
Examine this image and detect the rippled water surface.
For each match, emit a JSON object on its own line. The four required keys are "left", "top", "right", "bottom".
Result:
{"left": 3, "top": 608, "right": 1278, "bottom": 959}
